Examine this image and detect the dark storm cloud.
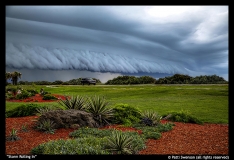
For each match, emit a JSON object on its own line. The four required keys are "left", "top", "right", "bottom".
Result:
{"left": 5, "top": 6, "right": 228, "bottom": 81}
{"left": 6, "top": 6, "right": 139, "bottom": 34}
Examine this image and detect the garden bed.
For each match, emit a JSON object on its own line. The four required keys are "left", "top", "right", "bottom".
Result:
{"left": 5, "top": 116, "right": 228, "bottom": 155}
{"left": 6, "top": 94, "right": 67, "bottom": 102}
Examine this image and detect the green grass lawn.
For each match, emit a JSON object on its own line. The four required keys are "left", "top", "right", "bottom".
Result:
{"left": 5, "top": 84, "right": 228, "bottom": 124}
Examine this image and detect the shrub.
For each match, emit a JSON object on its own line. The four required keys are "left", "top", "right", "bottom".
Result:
{"left": 5, "top": 93, "right": 14, "bottom": 100}
{"left": 132, "top": 123, "right": 174, "bottom": 139}
{"left": 142, "top": 131, "right": 161, "bottom": 140}
{"left": 110, "top": 103, "right": 141, "bottom": 126}
{"left": 15, "top": 90, "right": 32, "bottom": 100}
{"left": 6, "top": 86, "right": 17, "bottom": 94}
{"left": 26, "top": 89, "right": 39, "bottom": 95}
{"left": 164, "top": 110, "right": 203, "bottom": 125}
{"left": 42, "top": 94, "right": 58, "bottom": 100}
{"left": 69, "top": 127, "right": 115, "bottom": 138}
{"left": 157, "top": 122, "right": 175, "bottom": 132}
{"left": 5, "top": 104, "right": 44, "bottom": 118}
{"left": 5, "top": 87, "right": 39, "bottom": 99}
{"left": 40, "top": 90, "right": 50, "bottom": 96}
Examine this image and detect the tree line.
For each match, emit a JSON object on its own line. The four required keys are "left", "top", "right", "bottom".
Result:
{"left": 16, "top": 78, "right": 102, "bottom": 85}
{"left": 105, "top": 75, "right": 156, "bottom": 85}
{"left": 155, "top": 74, "right": 228, "bottom": 84}
{"left": 6, "top": 71, "right": 228, "bottom": 85}
{"left": 105, "top": 74, "right": 228, "bottom": 85}
{"left": 5, "top": 72, "right": 102, "bottom": 85}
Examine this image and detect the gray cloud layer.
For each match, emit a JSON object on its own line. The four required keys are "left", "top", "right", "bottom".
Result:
{"left": 5, "top": 6, "right": 228, "bottom": 81}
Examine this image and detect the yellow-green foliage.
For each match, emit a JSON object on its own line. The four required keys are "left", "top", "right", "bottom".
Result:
{"left": 111, "top": 103, "right": 142, "bottom": 126}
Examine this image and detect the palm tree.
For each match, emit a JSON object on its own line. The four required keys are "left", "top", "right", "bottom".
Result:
{"left": 11, "top": 71, "right": 22, "bottom": 85}
{"left": 5, "top": 72, "right": 12, "bottom": 85}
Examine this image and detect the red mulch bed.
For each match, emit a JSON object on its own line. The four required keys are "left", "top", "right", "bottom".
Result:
{"left": 6, "top": 94, "right": 67, "bottom": 102}
{"left": 5, "top": 95, "right": 229, "bottom": 155}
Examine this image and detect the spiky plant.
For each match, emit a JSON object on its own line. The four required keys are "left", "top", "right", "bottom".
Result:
{"left": 6, "top": 128, "right": 20, "bottom": 141}
{"left": 57, "top": 95, "right": 87, "bottom": 110}
{"left": 35, "top": 119, "right": 56, "bottom": 134}
{"left": 86, "top": 95, "right": 114, "bottom": 126}
{"left": 36, "top": 105, "right": 61, "bottom": 116}
{"left": 21, "top": 123, "right": 28, "bottom": 132}
{"left": 140, "top": 110, "right": 162, "bottom": 126}
{"left": 104, "top": 130, "right": 133, "bottom": 154}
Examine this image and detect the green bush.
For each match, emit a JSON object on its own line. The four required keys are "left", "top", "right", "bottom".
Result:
{"left": 5, "top": 87, "right": 39, "bottom": 100}
{"left": 157, "top": 122, "right": 175, "bottom": 132}
{"left": 6, "top": 86, "right": 17, "bottom": 93}
{"left": 69, "top": 127, "right": 114, "bottom": 138}
{"left": 5, "top": 103, "right": 44, "bottom": 118}
{"left": 26, "top": 89, "right": 39, "bottom": 95}
{"left": 164, "top": 110, "right": 203, "bottom": 125}
{"left": 40, "top": 91, "right": 50, "bottom": 96}
{"left": 42, "top": 94, "right": 58, "bottom": 100}
{"left": 5, "top": 93, "right": 14, "bottom": 100}
{"left": 111, "top": 103, "right": 141, "bottom": 126}
{"left": 15, "top": 90, "right": 32, "bottom": 100}
{"left": 132, "top": 122, "right": 174, "bottom": 139}
{"left": 142, "top": 131, "right": 161, "bottom": 140}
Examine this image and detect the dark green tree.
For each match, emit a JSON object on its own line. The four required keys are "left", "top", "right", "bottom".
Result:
{"left": 11, "top": 71, "right": 22, "bottom": 85}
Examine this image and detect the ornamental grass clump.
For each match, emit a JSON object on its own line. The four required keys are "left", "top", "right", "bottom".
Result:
{"left": 35, "top": 119, "right": 56, "bottom": 134}
{"left": 104, "top": 129, "right": 146, "bottom": 154}
{"left": 140, "top": 110, "right": 162, "bottom": 126}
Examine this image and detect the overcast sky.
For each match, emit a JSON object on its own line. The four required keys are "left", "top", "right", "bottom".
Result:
{"left": 5, "top": 5, "right": 228, "bottom": 83}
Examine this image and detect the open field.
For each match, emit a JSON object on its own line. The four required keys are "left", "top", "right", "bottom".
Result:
{"left": 6, "top": 84, "right": 228, "bottom": 124}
